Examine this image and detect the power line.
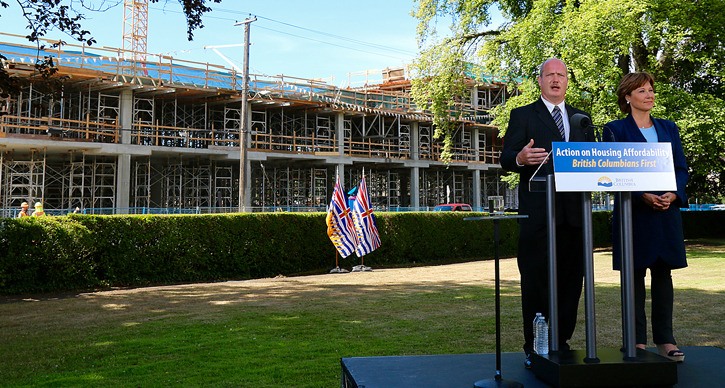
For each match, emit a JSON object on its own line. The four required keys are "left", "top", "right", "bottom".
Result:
{"left": 251, "top": 14, "right": 418, "bottom": 56}
{"left": 198, "top": 6, "right": 418, "bottom": 55}
{"left": 253, "top": 24, "right": 411, "bottom": 61}
{"left": 148, "top": 5, "right": 417, "bottom": 58}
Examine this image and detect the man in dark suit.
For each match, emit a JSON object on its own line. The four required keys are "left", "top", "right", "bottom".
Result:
{"left": 501, "top": 58, "right": 595, "bottom": 367}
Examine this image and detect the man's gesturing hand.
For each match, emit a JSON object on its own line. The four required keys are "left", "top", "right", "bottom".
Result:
{"left": 516, "top": 139, "right": 549, "bottom": 166}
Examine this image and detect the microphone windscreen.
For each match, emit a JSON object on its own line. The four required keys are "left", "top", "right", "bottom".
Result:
{"left": 571, "top": 113, "right": 592, "bottom": 130}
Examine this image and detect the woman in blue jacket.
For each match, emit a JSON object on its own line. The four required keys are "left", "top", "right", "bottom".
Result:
{"left": 604, "top": 72, "right": 688, "bottom": 362}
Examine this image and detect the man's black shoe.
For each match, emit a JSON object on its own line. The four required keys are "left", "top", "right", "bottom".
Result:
{"left": 524, "top": 353, "right": 532, "bottom": 369}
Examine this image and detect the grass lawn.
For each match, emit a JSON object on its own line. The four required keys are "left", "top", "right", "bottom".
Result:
{"left": 1, "top": 239, "right": 723, "bottom": 387}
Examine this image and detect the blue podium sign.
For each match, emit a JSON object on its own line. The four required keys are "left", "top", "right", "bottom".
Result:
{"left": 552, "top": 142, "right": 676, "bottom": 192}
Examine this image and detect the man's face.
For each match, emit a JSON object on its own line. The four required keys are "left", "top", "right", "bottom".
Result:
{"left": 537, "top": 59, "right": 568, "bottom": 104}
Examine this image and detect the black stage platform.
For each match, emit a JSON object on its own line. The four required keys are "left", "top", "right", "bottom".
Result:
{"left": 341, "top": 346, "right": 724, "bottom": 387}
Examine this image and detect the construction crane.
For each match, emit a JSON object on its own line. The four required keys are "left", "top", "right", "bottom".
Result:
{"left": 122, "top": 0, "right": 148, "bottom": 61}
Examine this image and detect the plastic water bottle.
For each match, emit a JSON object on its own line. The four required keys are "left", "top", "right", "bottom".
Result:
{"left": 533, "top": 312, "right": 549, "bottom": 355}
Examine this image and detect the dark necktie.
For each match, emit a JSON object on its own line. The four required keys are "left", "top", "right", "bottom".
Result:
{"left": 552, "top": 106, "right": 566, "bottom": 140}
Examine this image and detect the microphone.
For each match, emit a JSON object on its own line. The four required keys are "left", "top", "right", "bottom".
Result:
{"left": 570, "top": 113, "right": 617, "bottom": 142}
{"left": 571, "top": 113, "right": 592, "bottom": 131}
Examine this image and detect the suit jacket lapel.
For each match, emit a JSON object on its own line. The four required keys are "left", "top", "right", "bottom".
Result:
{"left": 566, "top": 104, "right": 584, "bottom": 141}
{"left": 534, "top": 98, "right": 561, "bottom": 139}
{"left": 625, "top": 115, "right": 647, "bottom": 142}
{"left": 651, "top": 118, "right": 671, "bottom": 143}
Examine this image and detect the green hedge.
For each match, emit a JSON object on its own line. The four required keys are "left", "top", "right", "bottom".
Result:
{"left": 0, "top": 213, "right": 332, "bottom": 294}
{"left": 2, "top": 210, "right": 716, "bottom": 295}
{"left": 681, "top": 210, "right": 725, "bottom": 239}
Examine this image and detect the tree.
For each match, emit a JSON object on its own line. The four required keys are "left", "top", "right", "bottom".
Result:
{"left": 0, "top": 0, "right": 222, "bottom": 96}
{"left": 412, "top": 0, "right": 725, "bottom": 202}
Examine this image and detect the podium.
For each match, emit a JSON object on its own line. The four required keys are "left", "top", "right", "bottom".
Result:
{"left": 529, "top": 142, "right": 679, "bottom": 387}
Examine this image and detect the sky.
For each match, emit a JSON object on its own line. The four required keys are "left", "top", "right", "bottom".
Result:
{"left": 0, "top": 1, "right": 423, "bottom": 88}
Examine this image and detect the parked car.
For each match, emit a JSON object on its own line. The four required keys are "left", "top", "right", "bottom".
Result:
{"left": 433, "top": 203, "right": 473, "bottom": 212}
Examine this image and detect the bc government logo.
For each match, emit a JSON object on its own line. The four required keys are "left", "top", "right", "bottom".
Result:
{"left": 597, "top": 176, "right": 613, "bottom": 188}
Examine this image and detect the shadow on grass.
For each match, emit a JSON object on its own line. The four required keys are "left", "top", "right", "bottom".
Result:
{"left": 1, "top": 277, "right": 722, "bottom": 349}
{"left": 0, "top": 272, "right": 723, "bottom": 387}
{"left": 0, "top": 239, "right": 722, "bottom": 386}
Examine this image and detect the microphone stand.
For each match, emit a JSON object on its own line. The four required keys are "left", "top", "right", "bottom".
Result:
{"left": 472, "top": 212, "right": 525, "bottom": 388}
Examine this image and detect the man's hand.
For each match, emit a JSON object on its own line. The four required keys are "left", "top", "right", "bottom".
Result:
{"left": 516, "top": 139, "right": 549, "bottom": 166}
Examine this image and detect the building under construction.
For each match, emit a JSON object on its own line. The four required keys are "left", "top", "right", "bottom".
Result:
{"left": 0, "top": 30, "right": 515, "bottom": 216}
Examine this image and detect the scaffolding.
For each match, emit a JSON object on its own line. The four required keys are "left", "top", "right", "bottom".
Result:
{"left": 0, "top": 32, "right": 515, "bottom": 214}
{"left": 2, "top": 150, "right": 45, "bottom": 209}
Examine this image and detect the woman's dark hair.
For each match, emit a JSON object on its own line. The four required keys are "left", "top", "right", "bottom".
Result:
{"left": 616, "top": 72, "right": 655, "bottom": 113}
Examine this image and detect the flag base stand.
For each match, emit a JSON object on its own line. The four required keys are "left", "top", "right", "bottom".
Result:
{"left": 329, "top": 250, "right": 349, "bottom": 273}
{"left": 351, "top": 265, "right": 372, "bottom": 272}
{"left": 329, "top": 266, "right": 350, "bottom": 274}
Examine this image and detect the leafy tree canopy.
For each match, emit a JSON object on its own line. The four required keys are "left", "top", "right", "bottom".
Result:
{"left": 412, "top": 0, "right": 725, "bottom": 202}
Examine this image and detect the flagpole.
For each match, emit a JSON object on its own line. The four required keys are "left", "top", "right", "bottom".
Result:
{"left": 327, "top": 174, "right": 351, "bottom": 274}
{"left": 351, "top": 169, "right": 375, "bottom": 272}
{"left": 360, "top": 169, "right": 367, "bottom": 272}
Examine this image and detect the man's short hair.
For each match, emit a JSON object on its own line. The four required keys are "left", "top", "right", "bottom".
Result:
{"left": 538, "top": 58, "right": 567, "bottom": 77}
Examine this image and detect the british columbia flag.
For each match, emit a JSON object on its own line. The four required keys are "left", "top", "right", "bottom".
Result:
{"left": 326, "top": 176, "right": 358, "bottom": 258}
{"left": 352, "top": 175, "right": 381, "bottom": 257}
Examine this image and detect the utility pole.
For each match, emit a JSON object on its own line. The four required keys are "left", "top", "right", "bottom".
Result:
{"left": 235, "top": 16, "right": 256, "bottom": 212}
